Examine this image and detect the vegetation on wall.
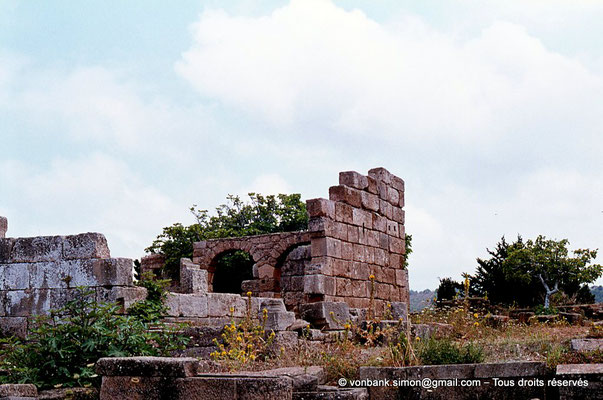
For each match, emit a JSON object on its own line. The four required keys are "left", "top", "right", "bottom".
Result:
{"left": 0, "top": 288, "right": 188, "bottom": 389}
{"left": 146, "top": 193, "right": 309, "bottom": 279}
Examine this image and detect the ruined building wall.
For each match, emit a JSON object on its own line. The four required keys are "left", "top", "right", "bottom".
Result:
{"left": 0, "top": 220, "right": 146, "bottom": 337}
{"left": 190, "top": 167, "right": 409, "bottom": 321}
{"left": 305, "top": 167, "right": 408, "bottom": 317}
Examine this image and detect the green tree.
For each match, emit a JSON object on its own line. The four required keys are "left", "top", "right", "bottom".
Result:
{"left": 436, "top": 277, "right": 462, "bottom": 301}
{"left": 147, "top": 193, "right": 308, "bottom": 279}
{"left": 503, "top": 235, "right": 602, "bottom": 309}
{"left": 471, "top": 235, "right": 602, "bottom": 308}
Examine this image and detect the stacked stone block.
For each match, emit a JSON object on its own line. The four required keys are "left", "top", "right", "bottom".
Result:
{"left": 0, "top": 222, "right": 145, "bottom": 337}
{"left": 305, "top": 168, "right": 408, "bottom": 317}
{"left": 278, "top": 244, "right": 311, "bottom": 314}
{"left": 192, "top": 231, "right": 311, "bottom": 297}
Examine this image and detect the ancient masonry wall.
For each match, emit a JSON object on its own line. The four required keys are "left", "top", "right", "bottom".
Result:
{"left": 306, "top": 167, "right": 408, "bottom": 317}
{"left": 190, "top": 167, "right": 409, "bottom": 322}
{"left": 0, "top": 225, "right": 145, "bottom": 337}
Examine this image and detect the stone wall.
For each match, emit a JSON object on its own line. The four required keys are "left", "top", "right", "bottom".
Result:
{"left": 0, "top": 219, "right": 146, "bottom": 337}
{"left": 190, "top": 167, "right": 409, "bottom": 322}
{"left": 305, "top": 168, "right": 408, "bottom": 317}
{"left": 192, "top": 231, "right": 311, "bottom": 297}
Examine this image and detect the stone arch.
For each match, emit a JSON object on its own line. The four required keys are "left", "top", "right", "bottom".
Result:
{"left": 192, "top": 231, "right": 312, "bottom": 296}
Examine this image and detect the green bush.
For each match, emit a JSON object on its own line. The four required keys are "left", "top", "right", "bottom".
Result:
{"left": 418, "top": 338, "right": 484, "bottom": 365}
{"left": 127, "top": 272, "right": 171, "bottom": 322}
{"left": 0, "top": 288, "right": 189, "bottom": 389}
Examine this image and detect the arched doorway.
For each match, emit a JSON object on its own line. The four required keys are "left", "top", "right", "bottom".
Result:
{"left": 210, "top": 250, "right": 254, "bottom": 294}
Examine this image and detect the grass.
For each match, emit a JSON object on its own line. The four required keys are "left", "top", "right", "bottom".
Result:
{"left": 204, "top": 302, "right": 601, "bottom": 384}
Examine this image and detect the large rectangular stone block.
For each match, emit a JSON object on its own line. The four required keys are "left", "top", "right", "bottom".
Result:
{"left": 10, "top": 236, "right": 63, "bottom": 263}
{"left": 91, "top": 258, "right": 133, "bottom": 286}
{"left": 339, "top": 171, "right": 369, "bottom": 190}
{"left": 303, "top": 275, "right": 335, "bottom": 296}
{"left": 352, "top": 208, "right": 372, "bottom": 229}
{"left": 300, "top": 301, "right": 350, "bottom": 330}
{"left": 96, "top": 357, "right": 201, "bottom": 377}
{"left": 28, "top": 261, "right": 70, "bottom": 289}
{"left": 175, "top": 375, "right": 293, "bottom": 400}
{"left": 62, "top": 232, "right": 110, "bottom": 260}
{"left": 180, "top": 259, "right": 208, "bottom": 294}
{"left": 178, "top": 294, "right": 209, "bottom": 318}
{"left": 1, "top": 264, "right": 30, "bottom": 290}
{"left": 368, "top": 167, "right": 393, "bottom": 184}
{"left": 334, "top": 203, "right": 353, "bottom": 224}
{"left": 207, "top": 293, "right": 246, "bottom": 317}
{"left": 329, "top": 185, "right": 362, "bottom": 208}
{"left": 96, "top": 286, "right": 148, "bottom": 312}
{"left": 306, "top": 198, "right": 335, "bottom": 220}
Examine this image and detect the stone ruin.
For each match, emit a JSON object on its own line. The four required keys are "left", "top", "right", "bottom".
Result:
{"left": 0, "top": 167, "right": 409, "bottom": 337}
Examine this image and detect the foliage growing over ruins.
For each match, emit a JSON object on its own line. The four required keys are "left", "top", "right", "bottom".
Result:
{"left": 210, "top": 293, "right": 275, "bottom": 367}
{"left": 127, "top": 271, "right": 171, "bottom": 322}
{"left": 0, "top": 289, "right": 189, "bottom": 389}
{"left": 147, "top": 193, "right": 308, "bottom": 278}
{"left": 470, "top": 235, "right": 601, "bottom": 307}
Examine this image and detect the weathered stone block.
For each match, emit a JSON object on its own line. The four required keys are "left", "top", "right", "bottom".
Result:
{"left": 28, "top": 261, "right": 70, "bottom": 289}
{"left": 260, "top": 299, "right": 295, "bottom": 331}
{"left": 207, "top": 293, "right": 246, "bottom": 317}
{"left": 180, "top": 258, "right": 208, "bottom": 294}
{"left": 351, "top": 208, "right": 372, "bottom": 229}
{"left": 50, "top": 288, "right": 94, "bottom": 312}
{"left": 99, "top": 375, "right": 170, "bottom": 400}
{"left": 1, "top": 264, "right": 30, "bottom": 290}
{"left": 306, "top": 198, "right": 335, "bottom": 219}
{"left": 10, "top": 236, "right": 63, "bottom": 263}
{"left": 4, "top": 290, "right": 35, "bottom": 316}
{"left": 62, "top": 233, "right": 110, "bottom": 260}
{"left": 368, "top": 167, "right": 393, "bottom": 184}
{"left": 91, "top": 258, "right": 133, "bottom": 286}
{"left": 329, "top": 185, "right": 362, "bottom": 208}
{"left": 300, "top": 302, "right": 350, "bottom": 330}
{"left": 570, "top": 338, "right": 603, "bottom": 352}
{"left": 0, "top": 384, "right": 37, "bottom": 397}
{"left": 389, "top": 302, "right": 408, "bottom": 322}
{"left": 96, "top": 357, "right": 201, "bottom": 377}
{"left": 177, "top": 294, "right": 209, "bottom": 318}
{"left": 334, "top": 203, "right": 353, "bottom": 225}
{"left": 0, "top": 217, "right": 7, "bottom": 239}
{"left": 303, "top": 275, "right": 335, "bottom": 296}
{"left": 96, "top": 286, "right": 148, "bottom": 312}
{"left": 175, "top": 375, "right": 293, "bottom": 400}
{"left": 339, "top": 171, "right": 368, "bottom": 190}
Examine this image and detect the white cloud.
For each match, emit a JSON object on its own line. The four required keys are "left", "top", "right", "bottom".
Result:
{"left": 0, "top": 154, "right": 186, "bottom": 259}
{"left": 241, "top": 173, "right": 292, "bottom": 195}
{"left": 177, "top": 0, "right": 603, "bottom": 148}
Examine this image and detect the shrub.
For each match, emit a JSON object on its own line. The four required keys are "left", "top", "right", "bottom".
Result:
{"left": 127, "top": 272, "right": 170, "bottom": 322}
{"left": 210, "top": 293, "right": 275, "bottom": 369}
{"left": 418, "top": 338, "right": 484, "bottom": 365}
{"left": 0, "top": 288, "right": 189, "bottom": 389}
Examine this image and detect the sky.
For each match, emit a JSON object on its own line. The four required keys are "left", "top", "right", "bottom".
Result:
{"left": 1, "top": 0, "right": 603, "bottom": 290}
